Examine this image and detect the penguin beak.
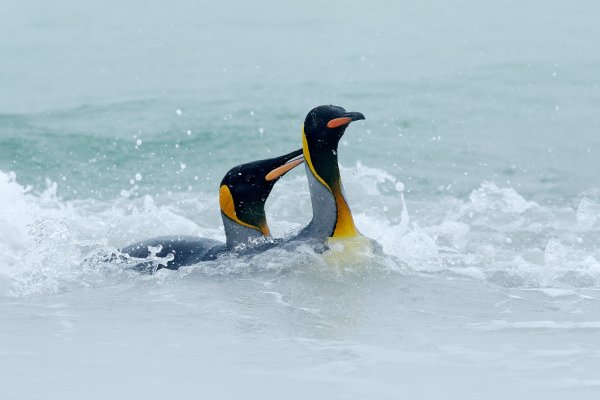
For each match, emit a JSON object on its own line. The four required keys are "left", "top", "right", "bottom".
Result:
{"left": 326, "top": 111, "right": 366, "bottom": 129}
{"left": 265, "top": 153, "right": 305, "bottom": 181}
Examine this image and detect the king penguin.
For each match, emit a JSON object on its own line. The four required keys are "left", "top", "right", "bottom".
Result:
{"left": 293, "top": 105, "right": 366, "bottom": 242}
{"left": 120, "top": 149, "right": 304, "bottom": 270}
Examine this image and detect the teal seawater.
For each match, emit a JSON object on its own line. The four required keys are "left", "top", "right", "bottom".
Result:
{"left": 1, "top": 0, "right": 599, "bottom": 202}
{"left": 2, "top": 1, "right": 600, "bottom": 399}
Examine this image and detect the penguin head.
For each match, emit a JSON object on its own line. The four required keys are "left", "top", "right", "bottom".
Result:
{"left": 303, "top": 105, "right": 365, "bottom": 146}
{"left": 219, "top": 149, "right": 304, "bottom": 236}
{"left": 302, "top": 105, "right": 365, "bottom": 188}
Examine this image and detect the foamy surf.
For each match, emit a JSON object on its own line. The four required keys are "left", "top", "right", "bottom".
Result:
{"left": 2, "top": 163, "right": 599, "bottom": 297}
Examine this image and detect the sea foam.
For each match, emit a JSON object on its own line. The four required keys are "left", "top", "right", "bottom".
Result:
{"left": 1, "top": 165, "right": 599, "bottom": 297}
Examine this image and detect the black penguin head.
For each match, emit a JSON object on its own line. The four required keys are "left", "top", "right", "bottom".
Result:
{"left": 302, "top": 105, "right": 365, "bottom": 188}
{"left": 219, "top": 149, "right": 304, "bottom": 235}
{"left": 303, "top": 105, "right": 365, "bottom": 147}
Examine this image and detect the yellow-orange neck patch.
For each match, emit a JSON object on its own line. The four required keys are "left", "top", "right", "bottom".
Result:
{"left": 219, "top": 185, "right": 270, "bottom": 235}
{"left": 302, "top": 128, "right": 359, "bottom": 238}
{"left": 332, "top": 188, "right": 358, "bottom": 238}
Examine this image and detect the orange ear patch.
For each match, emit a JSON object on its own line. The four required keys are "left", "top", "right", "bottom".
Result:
{"left": 219, "top": 185, "right": 238, "bottom": 222}
{"left": 219, "top": 185, "right": 270, "bottom": 236}
{"left": 326, "top": 117, "right": 352, "bottom": 129}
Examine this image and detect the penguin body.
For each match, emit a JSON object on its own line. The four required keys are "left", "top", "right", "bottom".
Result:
{"left": 121, "top": 105, "right": 368, "bottom": 270}
{"left": 120, "top": 149, "right": 304, "bottom": 270}
{"left": 292, "top": 105, "right": 365, "bottom": 242}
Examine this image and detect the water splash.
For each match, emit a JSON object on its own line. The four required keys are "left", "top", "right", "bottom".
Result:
{"left": 1, "top": 166, "right": 599, "bottom": 297}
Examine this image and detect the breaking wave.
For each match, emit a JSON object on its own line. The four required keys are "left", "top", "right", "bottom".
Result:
{"left": 1, "top": 164, "right": 599, "bottom": 297}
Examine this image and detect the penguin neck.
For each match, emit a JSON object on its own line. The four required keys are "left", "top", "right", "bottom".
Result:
{"left": 301, "top": 131, "right": 358, "bottom": 239}
{"left": 221, "top": 213, "right": 265, "bottom": 250}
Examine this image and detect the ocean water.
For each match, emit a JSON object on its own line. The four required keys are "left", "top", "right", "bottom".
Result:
{"left": 1, "top": 0, "right": 600, "bottom": 398}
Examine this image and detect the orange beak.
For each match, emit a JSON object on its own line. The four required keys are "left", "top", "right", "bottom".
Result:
{"left": 265, "top": 155, "right": 304, "bottom": 181}
{"left": 326, "top": 111, "right": 365, "bottom": 129}
{"left": 326, "top": 117, "right": 353, "bottom": 129}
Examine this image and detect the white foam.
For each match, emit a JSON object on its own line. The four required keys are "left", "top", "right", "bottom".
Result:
{"left": 2, "top": 166, "right": 600, "bottom": 296}
{"left": 467, "top": 181, "right": 538, "bottom": 215}
{"left": 471, "top": 320, "right": 600, "bottom": 330}
{"left": 576, "top": 197, "right": 600, "bottom": 228}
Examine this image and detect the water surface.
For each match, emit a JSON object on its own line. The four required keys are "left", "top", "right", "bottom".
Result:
{"left": 1, "top": 0, "right": 600, "bottom": 399}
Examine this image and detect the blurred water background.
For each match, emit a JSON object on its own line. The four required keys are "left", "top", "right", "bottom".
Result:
{"left": 1, "top": 0, "right": 600, "bottom": 399}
